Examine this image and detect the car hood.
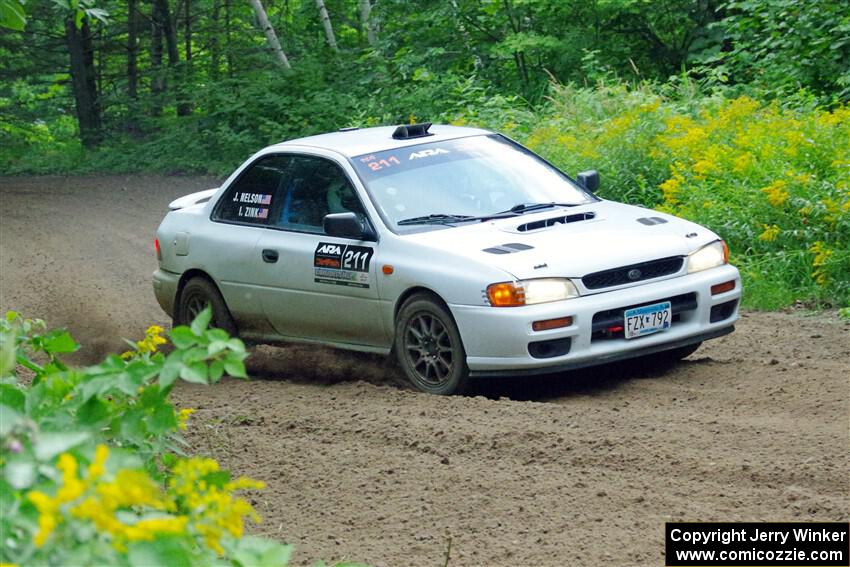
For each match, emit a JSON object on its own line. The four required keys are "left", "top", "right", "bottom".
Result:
{"left": 403, "top": 200, "right": 719, "bottom": 281}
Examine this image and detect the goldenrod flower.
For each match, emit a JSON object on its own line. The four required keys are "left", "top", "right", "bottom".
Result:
{"left": 178, "top": 408, "right": 196, "bottom": 430}
{"left": 761, "top": 180, "right": 789, "bottom": 207}
{"left": 758, "top": 225, "right": 780, "bottom": 242}
{"left": 27, "top": 491, "right": 59, "bottom": 547}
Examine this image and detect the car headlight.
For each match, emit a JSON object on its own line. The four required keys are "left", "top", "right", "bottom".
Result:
{"left": 687, "top": 240, "right": 729, "bottom": 273}
{"left": 486, "top": 278, "right": 579, "bottom": 307}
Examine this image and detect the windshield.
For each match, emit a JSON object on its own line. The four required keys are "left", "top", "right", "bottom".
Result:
{"left": 350, "top": 134, "right": 595, "bottom": 231}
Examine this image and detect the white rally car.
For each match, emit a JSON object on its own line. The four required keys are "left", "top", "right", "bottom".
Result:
{"left": 153, "top": 123, "right": 741, "bottom": 394}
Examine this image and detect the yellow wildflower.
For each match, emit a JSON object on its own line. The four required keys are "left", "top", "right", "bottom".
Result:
{"left": 762, "top": 180, "right": 789, "bottom": 207}
{"left": 123, "top": 516, "right": 189, "bottom": 542}
{"left": 27, "top": 491, "right": 59, "bottom": 547}
{"left": 169, "top": 457, "right": 264, "bottom": 555}
{"left": 56, "top": 454, "right": 85, "bottom": 504}
{"left": 809, "top": 242, "right": 833, "bottom": 286}
{"left": 178, "top": 408, "right": 196, "bottom": 430}
{"left": 758, "top": 224, "right": 780, "bottom": 242}
{"left": 660, "top": 169, "right": 684, "bottom": 205}
{"left": 87, "top": 444, "right": 109, "bottom": 480}
{"left": 732, "top": 153, "right": 754, "bottom": 173}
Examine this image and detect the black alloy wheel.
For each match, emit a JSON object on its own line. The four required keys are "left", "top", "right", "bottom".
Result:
{"left": 395, "top": 294, "right": 470, "bottom": 395}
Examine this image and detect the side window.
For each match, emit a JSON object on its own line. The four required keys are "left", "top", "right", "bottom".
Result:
{"left": 274, "top": 155, "right": 366, "bottom": 233}
{"left": 214, "top": 155, "right": 290, "bottom": 225}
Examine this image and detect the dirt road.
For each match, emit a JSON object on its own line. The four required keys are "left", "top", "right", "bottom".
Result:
{"left": 1, "top": 175, "right": 848, "bottom": 566}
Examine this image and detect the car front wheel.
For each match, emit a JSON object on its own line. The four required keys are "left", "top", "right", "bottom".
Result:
{"left": 395, "top": 294, "right": 470, "bottom": 395}
{"left": 175, "top": 276, "right": 238, "bottom": 336}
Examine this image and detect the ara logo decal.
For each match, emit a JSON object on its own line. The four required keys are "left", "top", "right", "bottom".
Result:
{"left": 316, "top": 243, "right": 342, "bottom": 255}
{"left": 409, "top": 148, "right": 449, "bottom": 160}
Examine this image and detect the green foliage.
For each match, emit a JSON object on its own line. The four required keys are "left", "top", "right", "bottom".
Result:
{"left": 720, "top": 0, "right": 850, "bottom": 102}
{"left": 492, "top": 84, "right": 850, "bottom": 310}
{"left": 0, "top": 310, "right": 353, "bottom": 566}
{"left": 0, "top": 0, "right": 26, "bottom": 30}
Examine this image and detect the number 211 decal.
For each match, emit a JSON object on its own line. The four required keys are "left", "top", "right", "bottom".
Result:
{"left": 313, "top": 242, "right": 374, "bottom": 288}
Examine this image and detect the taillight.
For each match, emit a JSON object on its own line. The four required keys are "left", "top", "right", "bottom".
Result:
{"left": 155, "top": 238, "right": 162, "bottom": 261}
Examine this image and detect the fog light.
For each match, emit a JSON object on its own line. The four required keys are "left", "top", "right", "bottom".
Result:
{"left": 532, "top": 316, "right": 573, "bottom": 332}
{"left": 711, "top": 280, "right": 736, "bottom": 295}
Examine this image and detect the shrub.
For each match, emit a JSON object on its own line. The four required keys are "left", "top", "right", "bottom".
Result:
{"left": 0, "top": 310, "right": 364, "bottom": 566}
{"left": 467, "top": 83, "right": 850, "bottom": 310}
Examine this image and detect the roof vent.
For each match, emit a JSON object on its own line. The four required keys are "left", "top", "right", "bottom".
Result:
{"left": 392, "top": 122, "right": 433, "bottom": 140}
{"left": 517, "top": 212, "right": 595, "bottom": 232}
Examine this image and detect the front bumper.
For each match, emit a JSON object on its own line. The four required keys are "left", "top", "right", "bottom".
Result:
{"left": 450, "top": 264, "right": 741, "bottom": 376}
{"left": 152, "top": 268, "right": 181, "bottom": 317}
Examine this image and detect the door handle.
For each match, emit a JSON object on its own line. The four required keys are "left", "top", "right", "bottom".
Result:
{"left": 261, "top": 249, "right": 279, "bottom": 263}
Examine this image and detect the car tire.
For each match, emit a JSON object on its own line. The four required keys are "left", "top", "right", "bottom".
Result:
{"left": 395, "top": 294, "right": 470, "bottom": 395}
{"left": 175, "top": 277, "right": 238, "bottom": 336}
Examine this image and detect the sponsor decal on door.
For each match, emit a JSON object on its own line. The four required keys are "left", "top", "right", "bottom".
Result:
{"left": 313, "top": 242, "right": 373, "bottom": 288}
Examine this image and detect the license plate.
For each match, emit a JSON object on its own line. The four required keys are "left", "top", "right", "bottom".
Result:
{"left": 624, "top": 301, "right": 672, "bottom": 339}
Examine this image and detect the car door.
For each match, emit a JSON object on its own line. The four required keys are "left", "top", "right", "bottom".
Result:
{"left": 206, "top": 154, "right": 292, "bottom": 332}
{"left": 252, "top": 153, "right": 388, "bottom": 347}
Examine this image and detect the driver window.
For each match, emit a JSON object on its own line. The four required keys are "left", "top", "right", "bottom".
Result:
{"left": 275, "top": 156, "right": 365, "bottom": 233}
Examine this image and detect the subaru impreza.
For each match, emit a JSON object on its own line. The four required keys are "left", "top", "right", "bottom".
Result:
{"left": 153, "top": 123, "right": 741, "bottom": 394}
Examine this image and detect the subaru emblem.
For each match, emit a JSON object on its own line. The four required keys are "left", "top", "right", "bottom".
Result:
{"left": 627, "top": 269, "right": 642, "bottom": 281}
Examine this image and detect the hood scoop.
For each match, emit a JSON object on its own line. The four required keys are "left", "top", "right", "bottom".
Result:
{"left": 517, "top": 211, "right": 595, "bottom": 232}
{"left": 483, "top": 242, "right": 534, "bottom": 255}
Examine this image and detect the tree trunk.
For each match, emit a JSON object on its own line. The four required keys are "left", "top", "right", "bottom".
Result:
{"left": 315, "top": 0, "right": 338, "bottom": 52}
{"left": 127, "top": 0, "right": 139, "bottom": 99}
{"left": 177, "top": 0, "right": 192, "bottom": 115}
{"left": 65, "top": 17, "right": 102, "bottom": 147}
{"left": 151, "top": 0, "right": 164, "bottom": 115}
{"left": 184, "top": 0, "right": 191, "bottom": 62}
{"left": 247, "top": 0, "right": 291, "bottom": 69}
{"left": 358, "top": 0, "right": 375, "bottom": 46}
{"left": 225, "top": 0, "right": 233, "bottom": 77}
{"left": 210, "top": 0, "right": 220, "bottom": 79}
{"left": 155, "top": 0, "right": 179, "bottom": 65}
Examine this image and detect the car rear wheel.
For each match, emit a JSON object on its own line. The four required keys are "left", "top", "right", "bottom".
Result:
{"left": 176, "top": 277, "right": 237, "bottom": 336}
{"left": 395, "top": 294, "right": 470, "bottom": 395}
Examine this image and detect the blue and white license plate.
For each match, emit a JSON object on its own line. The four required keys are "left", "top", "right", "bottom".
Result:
{"left": 624, "top": 301, "right": 672, "bottom": 339}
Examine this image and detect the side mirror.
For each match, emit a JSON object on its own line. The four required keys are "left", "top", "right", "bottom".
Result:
{"left": 576, "top": 170, "right": 599, "bottom": 193}
{"left": 323, "top": 212, "right": 376, "bottom": 241}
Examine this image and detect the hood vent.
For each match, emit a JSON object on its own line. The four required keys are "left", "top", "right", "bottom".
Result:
{"left": 636, "top": 216, "right": 668, "bottom": 226}
{"left": 517, "top": 211, "right": 595, "bottom": 232}
{"left": 483, "top": 242, "right": 534, "bottom": 255}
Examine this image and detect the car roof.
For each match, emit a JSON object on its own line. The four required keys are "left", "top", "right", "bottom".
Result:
{"left": 271, "top": 124, "right": 493, "bottom": 158}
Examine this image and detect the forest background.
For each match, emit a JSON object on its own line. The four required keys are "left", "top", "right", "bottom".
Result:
{"left": 1, "top": 0, "right": 849, "bottom": 309}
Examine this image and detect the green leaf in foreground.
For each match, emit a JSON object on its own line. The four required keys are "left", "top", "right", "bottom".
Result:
{"left": 190, "top": 306, "right": 212, "bottom": 336}
{"left": 33, "top": 431, "right": 90, "bottom": 461}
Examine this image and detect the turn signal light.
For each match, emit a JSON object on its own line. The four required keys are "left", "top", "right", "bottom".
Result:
{"left": 486, "top": 282, "right": 525, "bottom": 307}
{"left": 154, "top": 238, "right": 162, "bottom": 261}
{"left": 532, "top": 316, "right": 573, "bottom": 332}
{"left": 711, "top": 280, "right": 736, "bottom": 295}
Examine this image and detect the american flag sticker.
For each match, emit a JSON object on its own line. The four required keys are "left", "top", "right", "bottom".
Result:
{"left": 257, "top": 208, "right": 268, "bottom": 219}
{"left": 259, "top": 194, "right": 272, "bottom": 205}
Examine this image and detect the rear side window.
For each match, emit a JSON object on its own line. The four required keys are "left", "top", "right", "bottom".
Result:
{"left": 214, "top": 155, "right": 290, "bottom": 225}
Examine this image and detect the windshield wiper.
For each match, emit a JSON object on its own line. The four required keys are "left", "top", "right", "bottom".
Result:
{"left": 474, "top": 202, "right": 580, "bottom": 222}
{"left": 397, "top": 213, "right": 476, "bottom": 226}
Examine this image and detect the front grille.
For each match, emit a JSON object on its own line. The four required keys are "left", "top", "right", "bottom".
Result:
{"left": 582, "top": 256, "right": 684, "bottom": 290}
{"left": 591, "top": 292, "right": 697, "bottom": 341}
